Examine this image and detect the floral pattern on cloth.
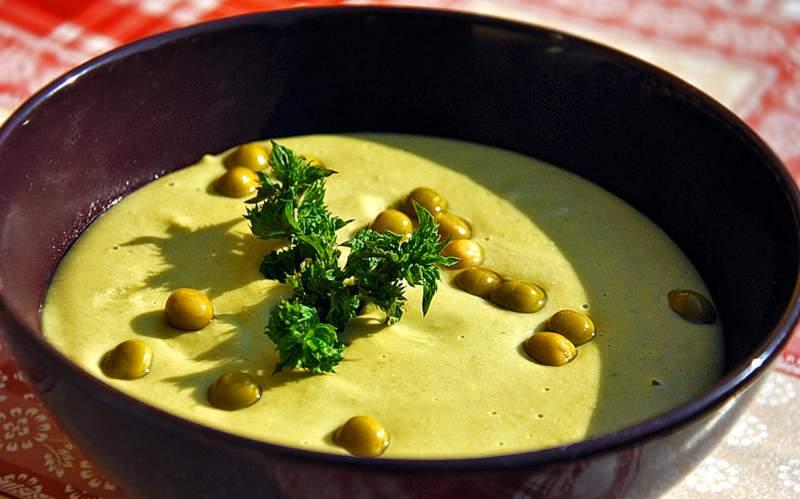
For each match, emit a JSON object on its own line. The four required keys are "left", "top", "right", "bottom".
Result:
{"left": 0, "top": 473, "right": 56, "bottom": 499}
{"left": 664, "top": 370, "right": 800, "bottom": 499}
{"left": 0, "top": 1, "right": 800, "bottom": 498}
{"left": 0, "top": 341, "right": 119, "bottom": 499}
{"left": 0, "top": 406, "right": 51, "bottom": 453}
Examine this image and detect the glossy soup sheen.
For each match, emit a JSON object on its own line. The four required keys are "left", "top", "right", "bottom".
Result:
{"left": 41, "top": 134, "right": 723, "bottom": 458}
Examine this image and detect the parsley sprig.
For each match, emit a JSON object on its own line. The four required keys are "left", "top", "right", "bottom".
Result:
{"left": 245, "top": 142, "right": 456, "bottom": 373}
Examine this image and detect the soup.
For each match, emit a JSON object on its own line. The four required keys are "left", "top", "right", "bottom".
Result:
{"left": 41, "top": 134, "right": 723, "bottom": 458}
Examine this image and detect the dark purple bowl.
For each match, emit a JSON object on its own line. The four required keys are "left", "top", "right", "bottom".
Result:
{"left": 0, "top": 7, "right": 798, "bottom": 499}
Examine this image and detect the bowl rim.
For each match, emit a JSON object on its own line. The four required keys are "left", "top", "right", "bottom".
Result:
{"left": 1, "top": 5, "right": 799, "bottom": 473}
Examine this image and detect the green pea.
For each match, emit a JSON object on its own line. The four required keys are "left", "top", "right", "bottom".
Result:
{"left": 223, "top": 143, "right": 270, "bottom": 171}
{"left": 207, "top": 372, "right": 262, "bottom": 410}
{"left": 404, "top": 187, "right": 448, "bottom": 218}
{"left": 441, "top": 239, "right": 484, "bottom": 269}
{"left": 100, "top": 340, "right": 153, "bottom": 380}
{"left": 668, "top": 290, "right": 716, "bottom": 324}
{"left": 454, "top": 268, "right": 502, "bottom": 297}
{"left": 165, "top": 288, "right": 214, "bottom": 331}
{"left": 524, "top": 332, "right": 577, "bottom": 366}
{"left": 301, "top": 153, "right": 323, "bottom": 167}
{"left": 215, "top": 166, "right": 258, "bottom": 198}
{"left": 371, "top": 209, "right": 413, "bottom": 235}
{"left": 334, "top": 415, "right": 390, "bottom": 457}
{"left": 437, "top": 212, "right": 472, "bottom": 240}
{"left": 547, "top": 310, "right": 596, "bottom": 345}
{"left": 489, "top": 280, "right": 547, "bottom": 313}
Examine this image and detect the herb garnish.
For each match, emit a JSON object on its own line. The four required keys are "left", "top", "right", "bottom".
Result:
{"left": 245, "top": 142, "right": 457, "bottom": 373}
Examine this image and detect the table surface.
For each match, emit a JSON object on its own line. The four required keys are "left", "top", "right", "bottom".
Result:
{"left": 0, "top": 1, "right": 799, "bottom": 498}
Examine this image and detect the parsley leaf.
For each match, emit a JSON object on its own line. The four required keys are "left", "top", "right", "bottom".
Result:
{"left": 247, "top": 143, "right": 456, "bottom": 373}
{"left": 266, "top": 299, "right": 344, "bottom": 374}
{"left": 245, "top": 142, "right": 347, "bottom": 279}
{"left": 344, "top": 202, "right": 457, "bottom": 323}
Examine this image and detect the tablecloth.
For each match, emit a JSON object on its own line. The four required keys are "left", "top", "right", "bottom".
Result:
{"left": 0, "top": 1, "right": 799, "bottom": 498}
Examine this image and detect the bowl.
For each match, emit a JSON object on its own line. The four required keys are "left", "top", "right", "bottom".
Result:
{"left": 0, "top": 7, "right": 798, "bottom": 499}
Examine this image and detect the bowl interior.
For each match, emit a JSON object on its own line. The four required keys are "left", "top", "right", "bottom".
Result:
{"left": 0, "top": 6, "right": 797, "bottom": 453}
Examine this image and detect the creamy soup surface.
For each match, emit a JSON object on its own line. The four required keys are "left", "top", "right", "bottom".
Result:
{"left": 42, "top": 134, "right": 723, "bottom": 458}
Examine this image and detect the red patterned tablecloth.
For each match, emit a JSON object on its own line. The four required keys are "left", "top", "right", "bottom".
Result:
{"left": 0, "top": 1, "right": 799, "bottom": 498}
